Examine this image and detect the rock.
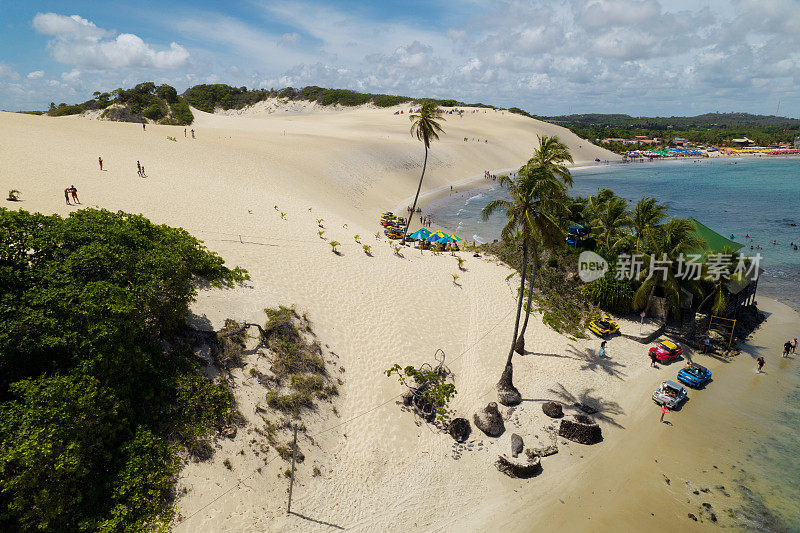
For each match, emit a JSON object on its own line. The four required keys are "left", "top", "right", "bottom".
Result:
{"left": 474, "top": 402, "right": 505, "bottom": 437}
{"left": 495, "top": 455, "right": 541, "bottom": 478}
{"left": 688, "top": 513, "right": 698, "bottom": 521}
{"left": 542, "top": 401, "right": 564, "bottom": 418}
{"left": 511, "top": 434, "right": 524, "bottom": 457}
{"left": 527, "top": 445, "right": 558, "bottom": 459}
{"left": 449, "top": 418, "right": 471, "bottom": 443}
{"left": 557, "top": 415, "right": 602, "bottom": 445}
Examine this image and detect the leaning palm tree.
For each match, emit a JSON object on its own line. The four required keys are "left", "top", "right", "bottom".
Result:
{"left": 632, "top": 196, "right": 667, "bottom": 253}
{"left": 633, "top": 218, "right": 706, "bottom": 318}
{"left": 526, "top": 135, "right": 574, "bottom": 187}
{"left": 401, "top": 101, "right": 445, "bottom": 244}
{"left": 481, "top": 167, "right": 567, "bottom": 405}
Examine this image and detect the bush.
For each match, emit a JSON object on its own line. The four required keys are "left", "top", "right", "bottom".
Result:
{"left": 48, "top": 104, "right": 84, "bottom": 117}
{"left": 0, "top": 208, "right": 247, "bottom": 531}
{"left": 583, "top": 274, "right": 635, "bottom": 314}
{"left": 142, "top": 103, "right": 163, "bottom": 121}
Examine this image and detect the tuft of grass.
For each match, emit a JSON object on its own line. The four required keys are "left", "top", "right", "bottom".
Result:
{"left": 451, "top": 273, "right": 459, "bottom": 285}
{"left": 353, "top": 234, "right": 360, "bottom": 243}
{"left": 266, "top": 390, "right": 314, "bottom": 416}
{"left": 329, "top": 241, "right": 340, "bottom": 254}
{"left": 456, "top": 256, "right": 465, "bottom": 270}
{"left": 317, "top": 218, "right": 324, "bottom": 228}
{"left": 318, "top": 230, "right": 325, "bottom": 239}
{"left": 223, "top": 458, "right": 232, "bottom": 470}
{"left": 362, "top": 244, "right": 372, "bottom": 256}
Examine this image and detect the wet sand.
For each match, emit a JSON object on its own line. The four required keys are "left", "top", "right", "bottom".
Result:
{"left": 502, "top": 297, "right": 800, "bottom": 531}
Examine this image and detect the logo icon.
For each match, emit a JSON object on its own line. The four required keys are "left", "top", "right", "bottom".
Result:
{"left": 578, "top": 251, "right": 608, "bottom": 283}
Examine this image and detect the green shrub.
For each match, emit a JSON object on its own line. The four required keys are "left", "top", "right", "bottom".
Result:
{"left": 143, "top": 103, "right": 163, "bottom": 121}
{"left": 0, "top": 207, "right": 247, "bottom": 531}
{"left": 583, "top": 274, "right": 635, "bottom": 314}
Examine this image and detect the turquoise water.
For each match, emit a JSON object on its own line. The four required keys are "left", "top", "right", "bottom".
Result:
{"left": 426, "top": 157, "right": 800, "bottom": 311}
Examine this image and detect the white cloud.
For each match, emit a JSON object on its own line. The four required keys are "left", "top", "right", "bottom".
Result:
{"left": 27, "top": 70, "right": 45, "bottom": 79}
{"left": 0, "top": 62, "right": 21, "bottom": 80}
{"left": 61, "top": 69, "right": 82, "bottom": 83}
{"left": 33, "top": 12, "right": 189, "bottom": 71}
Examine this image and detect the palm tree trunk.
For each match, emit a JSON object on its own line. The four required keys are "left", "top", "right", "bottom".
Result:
{"left": 402, "top": 144, "right": 428, "bottom": 244}
{"left": 515, "top": 247, "right": 538, "bottom": 354}
{"left": 497, "top": 241, "right": 527, "bottom": 406}
{"left": 644, "top": 283, "right": 657, "bottom": 316}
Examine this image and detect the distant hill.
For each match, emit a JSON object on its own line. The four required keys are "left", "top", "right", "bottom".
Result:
{"left": 541, "top": 113, "right": 800, "bottom": 147}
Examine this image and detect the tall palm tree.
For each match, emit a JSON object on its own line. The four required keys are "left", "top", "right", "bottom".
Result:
{"left": 481, "top": 167, "right": 567, "bottom": 406}
{"left": 632, "top": 197, "right": 667, "bottom": 253}
{"left": 633, "top": 218, "right": 706, "bottom": 318}
{"left": 592, "top": 196, "right": 633, "bottom": 251}
{"left": 696, "top": 246, "right": 748, "bottom": 315}
{"left": 514, "top": 137, "right": 574, "bottom": 354}
{"left": 401, "top": 101, "right": 445, "bottom": 244}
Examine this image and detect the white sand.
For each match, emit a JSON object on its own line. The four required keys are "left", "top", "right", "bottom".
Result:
{"left": 0, "top": 106, "right": 737, "bottom": 531}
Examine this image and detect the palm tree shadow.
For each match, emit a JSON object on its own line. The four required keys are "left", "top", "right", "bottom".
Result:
{"left": 289, "top": 511, "right": 344, "bottom": 530}
{"left": 547, "top": 382, "right": 626, "bottom": 429}
{"left": 526, "top": 351, "right": 580, "bottom": 359}
{"left": 565, "top": 344, "right": 627, "bottom": 380}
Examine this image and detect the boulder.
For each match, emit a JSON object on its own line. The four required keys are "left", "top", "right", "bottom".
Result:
{"left": 495, "top": 455, "right": 541, "bottom": 478}
{"left": 558, "top": 414, "right": 602, "bottom": 444}
{"left": 449, "top": 418, "right": 471, "bottom": 442}
{"left": 473, "top": 402, "right": 505, "bottom": 437}
{"left": 511, "top": 433, "right": 524, "bottom": 457}
{"left": 527, "top": 445, "right": 558, "bottom": 458}
{"left": 542, "top": 401, "right": 563, "bottom": 418}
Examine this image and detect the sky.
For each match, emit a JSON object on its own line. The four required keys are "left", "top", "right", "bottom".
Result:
{"left": 1, "top": 0, "right": 799, "bottom": 116}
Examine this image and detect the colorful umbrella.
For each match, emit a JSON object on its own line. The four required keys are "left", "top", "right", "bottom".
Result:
{"left": 408, "top": 228, "right": 432, "bottom": 240}
{"left": 448, "top": 234, "right": 463, "bottom": 241}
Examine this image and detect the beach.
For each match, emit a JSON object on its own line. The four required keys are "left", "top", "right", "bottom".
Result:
{"left": 1, "top": 106, "right": 798, "bottom": 532}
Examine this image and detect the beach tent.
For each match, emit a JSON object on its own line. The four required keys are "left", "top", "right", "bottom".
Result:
{"left": 408, "top": 228, "right": 432, "bottom": 240}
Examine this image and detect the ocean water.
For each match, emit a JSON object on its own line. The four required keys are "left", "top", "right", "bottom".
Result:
{"left": 426, "top": 157, "right": 800, "bottom": 311}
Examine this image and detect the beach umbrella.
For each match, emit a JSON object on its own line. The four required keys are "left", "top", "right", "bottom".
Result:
{"left": 437, "top": 235, "right": 456, "bottom": 244}
{"left": 448, "top": 234, "right": 463, "bottom": 241}
{"left": 408, "top": 228, "right": 431, "bottom": 240}
{"left": 426, "top": 234, "right": 442, "bottom": 242}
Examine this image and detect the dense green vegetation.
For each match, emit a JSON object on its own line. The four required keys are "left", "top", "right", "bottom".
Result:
{"left": 45, "top": 82, "right": 195, "bottom": 125}
{"left": 540, "top": 112, "right": 800, "bottom": 147}
{"left": 0, "top": 208, "right": 248, "bottom": 531}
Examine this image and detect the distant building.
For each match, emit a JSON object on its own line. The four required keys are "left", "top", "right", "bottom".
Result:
{"left": 731, "top": 137, "right": 754, "bottom": 147}
{"left": 673, "top": 137, "right": 690, "bottom": 147}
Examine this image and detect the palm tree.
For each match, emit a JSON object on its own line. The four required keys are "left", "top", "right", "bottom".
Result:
{"left": 592, "top": 196, "right": 632, "bottom": 251}
{"left": 632, "top": 197, "right": 667, "bottom": 252}
{"left": 514, "top": 137, "right": 574, "bottom": 354}
{"left": 401, "top": 101, "right": 445, "bottom": 244}
{"left": 633, "top": 218, "right": 706, "bottom": 318}
{"left": 696, "top": 246, "right": 747, "bottom": 315}
{"left": 481, "top": 167, "right": 567, "bottom": 406}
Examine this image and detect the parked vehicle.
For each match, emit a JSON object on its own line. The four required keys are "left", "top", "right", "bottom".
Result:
{"left": 649, "top": 340, "right": 683, "bottom": 362}
{"left": 588, "top": 315, "right": 620, "bottom": 337}
{"left": 677, "top": 363, "right": 712, "bottom": 388}
{"left": 652, "top": 380, "right": 687, "bottom": 408}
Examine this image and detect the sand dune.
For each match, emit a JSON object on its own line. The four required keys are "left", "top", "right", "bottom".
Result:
{"left": 0, "top": 107, "right": 701, "bottom": 532}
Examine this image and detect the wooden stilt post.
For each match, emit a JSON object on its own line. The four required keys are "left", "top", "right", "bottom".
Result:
{"left": 287, "top": 424, "right": 298, "bottom": 514}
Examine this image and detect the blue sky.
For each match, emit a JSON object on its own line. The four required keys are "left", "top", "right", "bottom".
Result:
{"left": 1, "top": 1, "right": 799, "bottom": 116}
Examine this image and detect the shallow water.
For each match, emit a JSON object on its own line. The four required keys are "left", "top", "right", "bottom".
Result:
{"left": 426, "top": 157, "right": 800, "bottom": 311}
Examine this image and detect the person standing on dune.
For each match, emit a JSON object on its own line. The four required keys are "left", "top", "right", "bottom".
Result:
{"left": 70, "top": 185, "right": 79, "bottom": 204}
{"left": 98, "top": 156, "right": 103, "bottom": 171}
{"left": 64, "top": 187, "right": 71, "bottom": 205}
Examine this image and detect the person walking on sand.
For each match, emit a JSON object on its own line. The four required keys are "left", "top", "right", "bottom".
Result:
{"left": 70, "top": 185, "right": 79, "bottom": 204}
{"left": 184, "top": 128, "right": 187, "bottom": 138}
{"left": 191, "top": 129, "right": 195, "bottom": 139}
{"left": 142, "top": 122, "right": 146, "bottom": 131}
{"left": 599, "top": 341, "right": 607, "bottom": 358}
{"left": 783, "top": 340, "right": 792, "bottom": 357}
{"left": 660, "top": 403, "right": 669, "bottom": 423}
{"left": 140, "top": 166, "right": 145, "bottom": 178}
{"left": 649, "top": 350, "right": 657, "bottom": 367}
{"left": 64, "top": 187, "right": 71, "bottom": 205}
{"left": 98, "top": 156, "right": 103, "bottom": 171}
{"left": 756, "top": 356, "right": 765, "bottom": 373}
{"left": 137, "top": 161, "right": 141, "bottom": 176}
{"left": 791, "top": 338, "right": 797, "bottom": 355}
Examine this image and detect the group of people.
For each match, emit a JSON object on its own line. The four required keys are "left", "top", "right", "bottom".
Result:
{"left": 136, "top": 161, "right": 147, "bottom": 178}
{"left": 463, "top": 137, "right": 488, "bottom": 143}
{"left": 484, "top": 170, "right": 498, "bottom": 181}
{"left": 64, "top": 186, "right": 79, "bottom": 205}
{"left": 419, "top": 215, "right": 433, "bottom": 227}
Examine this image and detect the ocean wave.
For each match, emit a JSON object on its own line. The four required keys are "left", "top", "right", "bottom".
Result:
{"left": 465, "top": 193, "right": 486, "bottom": 205}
